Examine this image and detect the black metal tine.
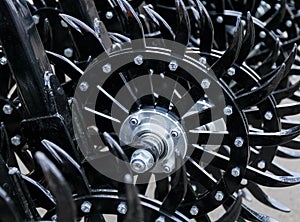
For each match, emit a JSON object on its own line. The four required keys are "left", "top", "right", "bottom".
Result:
{"left": 273, "top": 81, "right": 300, "bottom": 102}
{"left": 186, "top": 158, "right": 217, "bottom": 191}
{"left": 0, "top": 186, "right": 22, "bottom": 222}
{"left": 217, "top": 191, "right": 242, "bottom": 222}
{"left": 194, "top": 0, "right": 214, "bottom": 53}
{"left": 43, "top": 18, "right": 53, "bottom": 51}
{"left": 35, "top": 152, "right": 76, "bottom": 222}
{"left": 247, "top": 181, "right": 291, "bottom": 212}
{"left": 283, "top": 139, "right": 300, "bottom": 150}
{"left": 265, "top": 0, "right": 287, "bottom": 30}
{"left": 283, "top": 44, "right": 297, "bottom": 78}
{"left": 236, "top": 12, "right": 255, "bottom": 65}
{"left": 276, "top": 102, "right": 300, "bottom": 117}
{"left": 41, "top": 139, "right": 91, "bottom": 195}
{"left": 123, "top": 174, "right": 144, "bottom": 222}
{"left": 276, "top": 147, "right": 300, "bottom": 159}
{"left": 211, "top": 17, "right": 243, "bottom": 78}
{"left": 256, "top": 39, "right": 280, "bottom": 74}
{"left": 32, "top": 0, "right": 46, "bottom": 8}
{"left": 174, "top": 0, "right": 191, "bottom": 47}
{"left": 143, "top": 5, "right": 175, "bottom": 41}
{"left": 160, "top": 155, "right": 188, "bottom": 214}
{"left": 0, "top": 123, "right": 10, "bottom": 163}
{"left": 269, "top": 161, "right": 300, "bottom": 177}
{"left": 236, "top": 64, "right": 286, "bottom": 109}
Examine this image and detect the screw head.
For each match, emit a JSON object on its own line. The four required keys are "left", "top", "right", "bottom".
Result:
{"left": 169, "top": 60, "right": 178, "bottom": 71}
{"left": 234, "top": 137, "right": 244, "bottom": 148}
{"left": 64, "top": 48, "right": 73, "bottom": 58}
{"left": 199, "top": 57, "right": 207, "bottom": 65}
{"left": 81, "top": 201, "right": 92, "bottom": 213}
{"left": 32, "top": 15, "right": 40, "bottom": 24}
{"left": 241, "top": 179, "right": 248, "bottom": 185}
{"left": 11, "top": 135, "right": 21, "bottom": 146}
{"left": 117, "top": 202, "right": 127, "bottom": 214}
{"left": 134, "top": 55, "right": 143, "bottom": 65}
{"left": 79, "top": 82, "right": 89, "bottom": 92}
{"left": 130, "top": 118, "right": 139, "bottom": 126}
{"left": 223, "top": 106, "right": 233, "bottom": 116}
{"left": 286, "top": 20, "right": 292, "bottom": 28}
{"left": 259, "top": 31, "right": 266, "bottom": 39}
{"left": 171, "top": 130, "right": 179, "bottom": 138}
{"left": 130, "top": 150, "right": 154, "bottom": 173}
{"left": 190, "top": 205, "right": 199, "bottom": 216}
{"left": 105, "top": 11, "right": 114, "bottom": 20}
{"left": 0, "top": 56, "right": 7, "bottom": 65}
{"left": 215, "top": 191, "right": 224, "bottom": 201}
{"left": 155, "top": 216, "right": 165, "bottom": 222}
{"left": 257, "top": 160, "right": 266, "bottom": 169}
{"left": 201, "top": 79, "right": 211, "bottom": 89}
{"left": 275, "top": 3, "right": 281, "bottom": 10}
{"left": 3, "top": 104, "right": 13, "bottom": 115}
{"left": 216, "top": 16, "right": 224, "bottom": 23}
{"left": 227, "top": 67, "right": 236, "bottom": 76}
{"left": 163, "top": 164, "right": 171, "bottom": 173}
{"left": 102, "top": 63, "right": 112, "bottom": 73}
{"left": 264, "top": 111, "right": 273, "bottom": 120}
{"left": 231, "top": 167, "right": 241, "bottom": 177}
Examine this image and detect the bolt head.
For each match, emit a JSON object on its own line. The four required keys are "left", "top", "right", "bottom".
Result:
{"left": 275, "top": 3, "right": 281, "bottom": 10}
{"left": 79, "top": 82, "right": 89, "bottom": 92}
{"left": 117, "top": 202, "right": 127, "bottom": 214}
{"left": 32, "top": 15, "right": 40, "bottom": 24}
{"left": 201, "top": 79, "right": 211, "bottom": 89}
{"left": 64, "top": 48, "right": 73, "bottom": 58}
{"left": 264, "top": 111, "right": 273, "bottom": 120}
{"left": 286, "top": 20, "right": 292, "bottom": 28}
{"left": 81, "top": 201, "right": 92, "bottom": 213}
{"left": 216, "top": 16, "right": 223, "bottom": 23}
{"left": 257, "top": 160, "right": 266, "bottom": 169}
{"left": 215, "top": 191, "right": 224, "bottom": 201}
{"left": 231, "top": 167, "right": 241, "bottom": 177}
{"left": 51, "top": 215, "right": 57, "bottom": 221}
{"left": 3, "top": 104, "right": 13, "bottom": 115}
{"left": 130, "top": 150, "right": 154, "bottom": 173}
{"left": 134, "top": 55, "right": 143, "bottom": 65}
{"left": 163, "top": 165, "right": 171, "bottom": 173}
{"left": 102, "top": 63, "right": 112, "bottom": 73}
{"left": 227, "top": 67, "right": 236, "bottom": 76}
{"left": 169, "top": 60, "right": 178, "bottom": 71}
{"left": 11, "top": 135, "right": 21, "bottom": 146}
{"left": 0, "top": 56, "right": 7, "bottom": 65}
{"left": 106, "top": 11, "right": 114, "bottom": 20}
{"left": 171, "top": 130, "right": 179, "bottom": 138}
{"left": 155, "top": 216, "right": 165, "bottom": 222}
{"left": 234, "top": 137, "right": 244, "bottom": 148}
{"left": 241, "top": 179, "right": 248, "bottom": 185}
{"left": 190, "top": 205, "right": 199, "bottom": 216}
{"left": 199, "top": 57, "right": 207, "bottom": 65}
{"left": 259, "top": 31, "right": 266, "bottom": 39}
{"left": 61, "top": 20, "right": 68, "bottom": 28}
{"left": 223, "top": 106, "right": 233, "bottom": 116}
{"left": 130, "top": 118, "right": 139, "bottom": 126}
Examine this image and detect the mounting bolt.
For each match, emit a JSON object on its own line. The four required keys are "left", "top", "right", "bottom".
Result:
{"left": 275, "top": 3, "right": 281, "bottom": 10}
{"left": 171, "top": 130, "right": 179, "bottom": 138}
{"left": 11, "top": 135, "right": 21, "bottom": 146}
{"left": 259, "top": 31, "right": 266, "bottom": 39}
{"left": 234, "top": 137, "right": 244, "bottom": 148}
{"left": 241, "top": 179, "right": 248, "bottom": 185}
{"left": 117, "top": 202, "right": 127, "bottom": 214}
{"left": 79, "top": 82, "right": 89, "bottom": 92}
{"left": 231, "top": 167, "right": 241, "bottom": 177}
{"left": 257, "top": 160, "right": 266, "bottom": 169}
{"left": 0, "top": 56, "right": 7, "bottom": 65}
{"left": 215, "top": 191, "right": 224, "bottom": 201}
{"left": 216, "top": 16, "right": 223, "bottom": 23}
{"left": 264, "top": 111, "right": 273, "bottom": 120}
{"left": 134, "top": 55, "right": 143, "bottom": 65}
{"left": 102, "top": 63, "right": 112, "bottom": 73}
{"left": 190, "top": 205, "right": 199, "bottom": 216}
{"left": 286, "top": 20, "right": 292, "bottom": 28}
{"left": 155, "top": 216, "right": 165, "bottom": 222}
{"left": 51, "top": 214, "right": 57, "bottom": 221}
{"left": 163, "top": 163, "right": 172, "bottom": 173}
{"left": 199, "top": 57, "right": 207, "bottom": 65}
{"left": 130, "top": 149, "right": 154, "bottom": 173}
{"left": 227, "top": 67, "right": 236, "bottom": 76}
{"left": 201, "top": 79, "right": 211, "bottom": 89}
{"left": 223, "top": 106, "right": 233, "bottom": 116}
{"left": 3, "top": 104, "right": 13, "bottom": 115}
{"left": 32, "top": 15, "right": 40, "bottom": 24}
{"left": 64, "top": 48, "right": 73, "bottom": 58}
{"left": 169, "top": 60, "right": 178, "bottom": 71}
{"left": 105, "top": 11, "right": 114, "bottom": 20}
{"left": 81, "top": 201, "right": 92, "bottom": 213}
{"left": 129, "top": 118, "right": 139, "bottom": 126}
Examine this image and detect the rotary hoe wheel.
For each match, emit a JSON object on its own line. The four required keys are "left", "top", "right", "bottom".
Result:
{"left": 0, "top": 0, "right": 300, "bottom": 222}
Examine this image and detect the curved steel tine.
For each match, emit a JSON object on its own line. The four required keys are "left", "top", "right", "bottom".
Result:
{"left": 236, "top": 12, "right": 255, "bottom": 65}
{"left": 143, "top": 5, "right": 175, "bottom": 40}
{"left": 236, "top": 64, "right": 286, "bottom": 109}
{"left": 43, "top": 18, "right": 53, "bottom": 50}
{"left": 276, "top": 102, "right": 300, "bottom": 117}
{"left": 217, "top": 191, "right": 242, "bottom": 222}
{"left": 0, "top": 186, "right": 22, "bottom": 222}
{"left": 283, "top": 44, "right": 297, "bottom": 78}
{"left": 276, "top": 147, "right": 300, "bottom": 159}
{"left": 174, "top": 0, "right": 191, "bottom": 47}
{"left": 269, "top": 161, "right": 300, "bottom": 176}
{"left": 246, "top": 181, "right": 291, "bottom": 212}
{"left": 41, "top": 139, "right": 91, "bottom": 195}
{"left": 123, "top": 174, "right": 144, "bottom": 222}
{"left": 211, "top": 17, "right": 243, "bottom": 78}
{"left": 195, "top": 0, "right": 214, "bottom": 53}
{"left": 0, "top": 123, "right": 10, "bottom": 162}
{"left": 273, "top": 81, "right": 300, "bottom": 102}
{"left": 283, "top": 139, "right": 300, "bottom": 150}
{"left": 265, "top": 0, "right": 287, "bottom": 30}
{"left": 35, "top": 152, "right": 76, "bottom": 222}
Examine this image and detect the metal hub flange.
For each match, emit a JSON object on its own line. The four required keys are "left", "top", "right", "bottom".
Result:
{"left": 119, "top": 108, "right": 188, "bottom": 174}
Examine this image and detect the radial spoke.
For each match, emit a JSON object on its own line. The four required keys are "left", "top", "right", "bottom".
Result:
{"left": 84, "top": 107, "right": 121, "bottom": 123}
